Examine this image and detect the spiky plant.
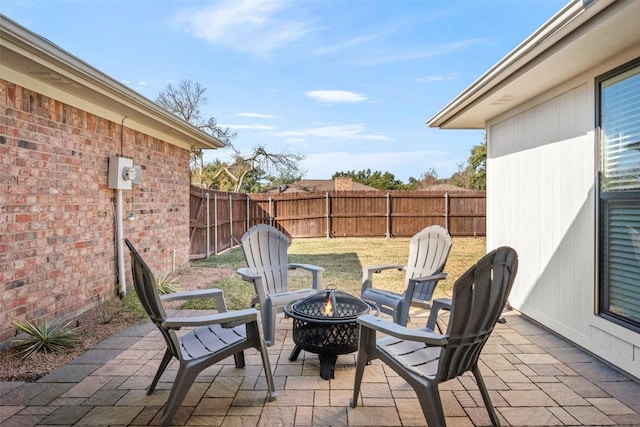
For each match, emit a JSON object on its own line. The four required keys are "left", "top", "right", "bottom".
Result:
{"left": 11, "top": 318, "right": 81, "bottom": 361}
{"left": 155, "top": 273, "right": 183, "bottom": 295}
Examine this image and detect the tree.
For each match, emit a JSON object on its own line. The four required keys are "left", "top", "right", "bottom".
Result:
{"left": 156, "top": 79, "right": 305, "bottom": 192}
{"left": 155, "top": 79, "right": 237, "bottom": 185}
{"left": 415, "top": 168, "right": 442, "bottom": 189}
{"left": 211, "top": 146, "right": 305, "bottom": 192}
{"left": 467, "top": 141, "right": 486, "bottom": 190}
{"left": 332, "top": 169, "right": 409, "bottom": 190}
{"left": 447, "top": 162, "right": 471, "bottom": 189}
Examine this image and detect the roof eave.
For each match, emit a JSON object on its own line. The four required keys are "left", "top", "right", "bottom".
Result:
{"left": 426, "top": 0, "right": 617, "bottom": 129}
{"left": 0, "top": 15, "right": 224, "bottom": 150}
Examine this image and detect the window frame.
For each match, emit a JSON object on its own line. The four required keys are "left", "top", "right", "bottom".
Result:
{"left": 596, "top": 57, "right": 640, "bottom": 333}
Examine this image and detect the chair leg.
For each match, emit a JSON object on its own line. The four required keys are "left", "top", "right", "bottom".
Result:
{"left": 258, "top": 339, "right": 277, "bottom": 402}
{"left": 148, "top": 349, "right": 173, "bottom": 395}
{"left": 160, "top": 364, "right": 200, "bottom": 427}
{"left": 350, "top": 326, "right": 375, "bottom": 408}
{"left": 260, "top": 300, "right": 276, "bottom": 346}
{"left": 233, "top": 351, "right": 245, "bottom": 368}
{"left": 417, "top": 382, "right": 446, "bottom": 427}
{"left": 472, "top": 364, "right": 501, "bottom": 426}
{"left": 245, "top": 319, "right": 276, "bottom": 402}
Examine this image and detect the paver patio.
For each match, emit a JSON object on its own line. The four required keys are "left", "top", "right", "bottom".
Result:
{"left": 1, "top": 308, "right": 639, "bottom": 426}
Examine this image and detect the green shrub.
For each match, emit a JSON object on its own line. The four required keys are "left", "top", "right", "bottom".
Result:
{"left": 94, "top": 298, "right": 123, "bottom": 324}
{"left": 121, "top": 290, "right": 146, "bottom": 318}
{"left": 11, "top": 318, "right": 81, "bottom": 360}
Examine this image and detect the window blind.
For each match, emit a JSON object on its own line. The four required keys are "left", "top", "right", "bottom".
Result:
{"left": 601, "top": 68, "right": 640, "bottom": 192}
{"left": 599, "top": 61, "right": 640, "bottom": 329}
{"left": 603, "top": 200, "right": 640, "bottom": 324}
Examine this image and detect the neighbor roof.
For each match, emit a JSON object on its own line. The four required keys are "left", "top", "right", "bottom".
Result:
{"left": 268, "top": 179, "right": 378, "bottom": 193}
{"left": 427, "top": 0, "right": 640, "bottom": 129}
{"left": 0, "top": 15, "right": 223, "bottom": 151}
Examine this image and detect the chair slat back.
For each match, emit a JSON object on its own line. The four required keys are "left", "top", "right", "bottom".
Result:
{"left": 438, "top": 246, "right": 518, "bottom": 382}
{"left": 125, "top": 239, "right": 181, "bottom": 359}
{"left": 240, "top": 224, "right": 290, "bottom": 295}
{"left": 406, "top": 225, "right": 452, "bottom": 302}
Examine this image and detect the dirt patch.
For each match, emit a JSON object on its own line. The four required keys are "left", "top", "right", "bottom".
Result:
{"left": 0, "top": 266, "right": 235, "bottom": 382}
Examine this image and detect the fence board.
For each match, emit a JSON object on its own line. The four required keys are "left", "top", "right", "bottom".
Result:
{"left": 189, "top": 186, "right": 485, "bottom": 258}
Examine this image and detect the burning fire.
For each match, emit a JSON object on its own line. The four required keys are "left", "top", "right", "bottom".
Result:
{"left": 322, "top": 292, "right": 333, "bottom": 316}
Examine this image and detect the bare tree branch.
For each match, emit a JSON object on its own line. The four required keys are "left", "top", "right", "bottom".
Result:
{"left": 156, "top": 79, "right": 305, "bottom": 192}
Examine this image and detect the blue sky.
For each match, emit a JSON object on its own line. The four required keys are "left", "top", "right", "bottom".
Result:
{"left": 2, "top": 0, "right": 567, "bottom": 182}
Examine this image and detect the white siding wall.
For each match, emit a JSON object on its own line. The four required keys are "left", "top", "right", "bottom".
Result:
{"left": 487, "top": 70, "right": 640, "bottom": 378}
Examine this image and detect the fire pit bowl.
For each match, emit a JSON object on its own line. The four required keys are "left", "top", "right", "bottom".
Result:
{"left": 284, "top": 288, "right": 376, "bottom": 379}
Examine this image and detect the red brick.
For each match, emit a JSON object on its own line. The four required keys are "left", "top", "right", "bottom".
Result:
{"left": 0, "top": 79, "right": 191, "bottom": 343}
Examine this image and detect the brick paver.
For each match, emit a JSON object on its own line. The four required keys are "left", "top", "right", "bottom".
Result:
{"left": 1, "top": 310, "right": 639, "bottom": 426}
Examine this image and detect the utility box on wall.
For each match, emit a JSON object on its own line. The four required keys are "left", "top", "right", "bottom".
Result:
{"left": 108, "top": 156, "right": 136, "bottom": 190}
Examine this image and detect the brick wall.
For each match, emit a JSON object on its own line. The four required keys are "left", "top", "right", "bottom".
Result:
{"left": 0, "top": 80, "right": 192, "bottom": 343}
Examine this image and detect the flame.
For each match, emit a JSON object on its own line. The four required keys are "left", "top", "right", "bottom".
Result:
{"left": 322, "top": 292, "right": 333, "bottom": 316}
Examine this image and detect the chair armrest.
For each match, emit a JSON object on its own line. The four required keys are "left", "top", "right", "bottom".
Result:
{"left": 237, "top": 267, "right": 260, "bottom": 281}
{"left": 288, "top": 263, "right": 324, "bottom": 290}
{"left": 361, "top": 264, "right": 406, "bottom": 294}
{"left": 404, "top": 272, "right": 448, "bottom": 309}
{"left": 363, "top": 264, "right": 405, "bottom": 274}
{"left": 426, "top": 298, "right": 452, "bottom": 330}
{"left": 357, "top": 314, "right": 448, "bottom": 346}
{"left": 288, "top": 263, "right": 324, "bottom": 273}
{"left": 409, "top": 272, "right": 447, "bottom": 283}
{"left": 237, "top": 267, "right": 268, "bottom": 307}
{"left": 162, "top": 308, "right": 258, "bottom": 329}
{"left": 160, "top": 288, "right": 228, "bottom": 313}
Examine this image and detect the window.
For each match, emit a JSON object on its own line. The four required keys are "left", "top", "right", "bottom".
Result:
{"left": 598, "top": 58, "right": 640, "bottom": 331}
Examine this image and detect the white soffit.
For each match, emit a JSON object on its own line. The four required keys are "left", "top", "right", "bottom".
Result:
{"left": 427, "top": 0, "right": 640, "bottom": 129}
{"left": 0, "top": 15, "right": 224, "bottom": 150}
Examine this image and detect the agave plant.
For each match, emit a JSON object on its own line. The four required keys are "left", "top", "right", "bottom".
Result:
{"left": 155, "top": 273, "right": 183, "bottom": 295}
{"left": 11, "top": 318, "right": 81, "bottom": 361}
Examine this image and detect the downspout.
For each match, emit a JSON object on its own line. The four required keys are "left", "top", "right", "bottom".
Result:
{"left": 117, "top": 116, "right": 127, "bottom": 297}
{"left": 116, "top": 188, "right": 126, "bottom": 297}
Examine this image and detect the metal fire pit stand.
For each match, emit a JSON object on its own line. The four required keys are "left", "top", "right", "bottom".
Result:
{"left": 284, "top": 289, "right": 377, "bottom": 380}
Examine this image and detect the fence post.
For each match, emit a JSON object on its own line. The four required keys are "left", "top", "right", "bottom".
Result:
{"left": 268, "top": 197, "right": 273, "bottom": 226}
{"left": 229, "top": 193, "right": 233, "bottom": 249}
{"left": 246, "top": 194, "right": 250, "bottom": 231}
{"left": 386, "top": 193, "right": 391, "bottom": 239}
{"left": 444, "top": 192, "right": 449, "bottom": 231}
{"left": 205, "top": 192, "right": 210, "bottom": 257}
{"left": 214, "top": 193, "right": 218, "bottom": 255}
{"left": 326, "top": 192, "right": 330, "bottom": 238}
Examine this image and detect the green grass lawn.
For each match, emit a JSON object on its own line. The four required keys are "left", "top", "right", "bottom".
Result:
{"left": 190, "top": 236, "right": 486, "bottom": 311}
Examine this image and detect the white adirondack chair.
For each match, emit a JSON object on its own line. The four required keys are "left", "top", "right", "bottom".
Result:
{"left": 237, "top": 224, "right": 324, "bottom": 346}
{"left": 360, "top": 225, "right": 452, "bottom": 326}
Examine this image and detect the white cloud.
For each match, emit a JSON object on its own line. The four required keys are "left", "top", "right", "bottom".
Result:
{"left": 414, "top": 74, "right": 457, "bottom": 83}
{"left": 312, "top": 34, "right": 379, "bottom": 56}
{"left": 121, "top": 80, "right": 147, "bottom": 92}
{"left": 236, "top": 112, "right": 280, "bottom": 119}
{"left": 306, "top": 90, "right": 368, "bottom": 103}
{"left": 173, "top": 0, "right": 314, "bottom": 55}
{"left": 275, "top": 124, "right": 391, "bottom": 141}
{"left": 350, "top": 38, "right": 488, "bottom": 66}
{"left": 219, "top": 123, "right": 276, "bottom": 130}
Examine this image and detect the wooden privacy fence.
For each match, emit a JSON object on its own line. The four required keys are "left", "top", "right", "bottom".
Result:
{"left": 189, "top": 186, "right": 485, "bottom": 259}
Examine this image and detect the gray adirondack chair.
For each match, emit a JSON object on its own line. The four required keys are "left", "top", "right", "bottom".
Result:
{"left": 125, "top": 239, "right": 276, "bottom": 427}
{"left": 237, "top": 224, "right": 324, "bottom": 346}
{"left": 351, "top": 246, "right": 518, "bottom": 427}
{"left": 360, "top": 225, "right": 452, "bottom": 326}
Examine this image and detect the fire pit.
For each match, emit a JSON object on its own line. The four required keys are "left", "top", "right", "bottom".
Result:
{"left": 284, "top": 288, "right": 376, "bottom": 379}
